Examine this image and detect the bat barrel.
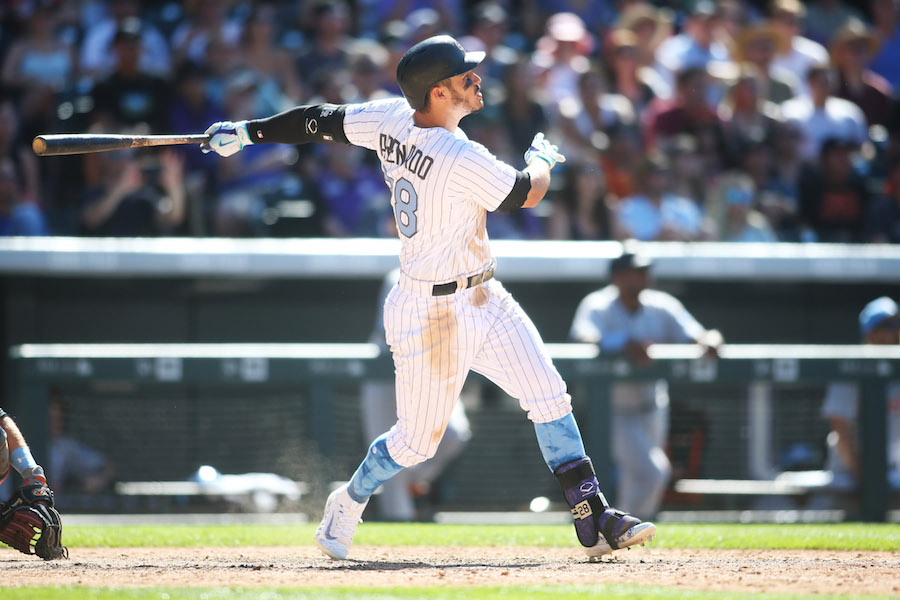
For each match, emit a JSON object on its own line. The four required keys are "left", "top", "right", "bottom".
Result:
{"left": 32, "top": 134, "right": 210, "bottom": 156}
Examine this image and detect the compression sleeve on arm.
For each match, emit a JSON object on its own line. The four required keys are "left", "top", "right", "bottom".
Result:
{"left": 496, "top": 170, "right": 532, "bottom": 214}
{"left": 246, "top": 104, "right": 350, "bottom": 145}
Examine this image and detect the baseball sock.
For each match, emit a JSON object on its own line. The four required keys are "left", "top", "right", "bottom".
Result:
{"left": 534, "top": 412, "right": 586, "bottom": 471}
{"left": 347, "top": 433, "right": 403, "bottom": 503}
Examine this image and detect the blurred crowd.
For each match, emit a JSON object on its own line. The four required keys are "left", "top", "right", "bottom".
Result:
{"left": 1, "top": 0, "right": 899, "bottom": 242}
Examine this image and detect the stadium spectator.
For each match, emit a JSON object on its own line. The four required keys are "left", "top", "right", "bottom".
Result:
{"left": 653, "top": 0, "right": 731, "bottom": 97}
{"left": 294, "top": 0, "right": 353, "bottom": 94}
{"left": 531, "top": 12, "right": 594, "bottom": 107}
{"left": 233, "top": 2, "right": 304, "bottom": 111}
{"left": 759, "top": 120, "right": 806, "bottom": 240}
{"left": 729, "top": 22, "right": 798, "bottom": 104}
{"left": 89, "top": 18, "right": 173, "bottom": 133}
{"left": 77, "top": 145, "right": 186, "bottom": 237}
{"left": 547, "top": 159, "right": 611, "bottom": 240}
{"left": 345, "top": 40, "right": 395, "bottom": 102}
{"left": 315, "top": 143, "right": 393, "bottom": 237}
{"left": 717, "top": 63, "right": 783, "bottom": 168}
{"left": 869, "top": 0, "right": 900, "bottom": 89}
{"left": 615, "top": 2, "right": 671, "bottom": 71}
{"left": 1, "top": 2, "right": 75, "bottom": 128}
{"left": 168, "top": 61, "right": 226, "bottom": 236}
{"left": 498, "top": 55, "right": 551, "bottom": 165}
{"left": 209, "top": 71, "right": 301, "bottom": 237}
{"left": 0, "top": 99, "right": 41, "bottom": 206}
{"left": 604, "top": 28, "right": 664, "bottom": 116}
{"left": 820, "top": 296, "right": 900, "bottom": 508}
{"left": 866, "top": 156, "right": 900, "bottom": 243}
{"left": 769, "top": 0, "right": 830, "bottom": 97}
{"left": 781, "top": 63, "right": 868, "bottom": 162}
{"left": 829, "top": 19, "right": 894, "bottom": 128}
{"left": 643, "top": 65, "right": 725, "bottom": 163}
{"left": 170, "top": 0, "right": 242, "bottom": 70}
{"left": 459, "top": 2, "right": 516, "bottom": 97}
{"left": 78, "top": 0, "right": 171, "bottom": 79}
{"left": 705, "top": 171, "right": 778, "bottom": 242}
{"left": 569, "top": 245, "right": 723, "bottom": 520}
{"left": 664, "top": 134, "right": 707, "bottom": 205}
{"left": 804, "top": 0, "right": 865, "bottom": 46}
{"left": 0, "top": 158, "right": 49, "bottom": 236}
{"left": 558, "top": 67, "right": 636, "bottom": 163}
{"left": 798, "top": 137, "right": 871, "bottom": 242}
{"left": 600, "top": 123, "right": 642, "bottom": 202}
{"left": 613, "top": 152, "right": 706, "bottom": 241}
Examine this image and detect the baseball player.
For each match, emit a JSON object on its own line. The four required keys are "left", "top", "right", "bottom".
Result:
{"left": 1, "top": 407, "right": 67, "bottom": 559}
{"left": 201, "top": 35, "right": 656, "bottom": 560}
{"left": 569, "top": 247, "right": 723, "bottom": 520}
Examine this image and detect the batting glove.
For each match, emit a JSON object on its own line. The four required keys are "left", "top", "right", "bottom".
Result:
{"left": 524, "top": 132, "right": 566, "bottom": 169}
{"left": 201, "top": 121, "right": 253, "bottom": 157}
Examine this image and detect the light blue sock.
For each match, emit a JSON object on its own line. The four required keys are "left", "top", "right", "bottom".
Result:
{"left": 347, "top": 433, "right": 404, "bottom": 503}
{"left": 534, "top": 412, "right": 586, "bottom": 471}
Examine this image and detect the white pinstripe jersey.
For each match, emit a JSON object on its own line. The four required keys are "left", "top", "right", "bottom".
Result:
{"left": 343, "top": 98, "right": 517, "bottom": 283}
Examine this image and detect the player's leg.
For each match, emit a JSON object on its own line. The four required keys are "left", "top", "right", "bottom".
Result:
{"left": 316, "top": 287, "right": 478, "bottom": 558}
{"left": 470, "top": 280, "right": 655, "bottom": 555}
{"left": 359, "top": 381, "right": 416, "bottom": 521}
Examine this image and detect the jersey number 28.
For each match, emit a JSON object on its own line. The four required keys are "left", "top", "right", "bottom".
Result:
{"left": 385, "top": 175, "right": 418, "bottom": 237}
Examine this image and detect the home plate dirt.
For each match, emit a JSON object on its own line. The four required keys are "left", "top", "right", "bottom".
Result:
{"left": 3, "top": 547, "right": 899, "bottom": 596}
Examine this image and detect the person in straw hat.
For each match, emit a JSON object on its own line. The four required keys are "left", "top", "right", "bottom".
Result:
{"left": 768, "top": 0, "right": 829, "bottom": 96}
{"left": 730, "top": 21, "right": 798, "bottom": 103}
{"left": 829, "top": 17, "right": 893, "bottom": 127}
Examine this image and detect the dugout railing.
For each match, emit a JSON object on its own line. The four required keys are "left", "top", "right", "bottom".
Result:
{"left": 7, "top": 342, "right": 899, "bottom": 522}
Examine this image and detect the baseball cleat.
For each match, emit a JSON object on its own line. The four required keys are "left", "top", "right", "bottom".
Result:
{"left": 584, "top": 521, "right": 656, "bottom": 558}
{"left": 314, "top": 483, "right": 369, "bottom": 560}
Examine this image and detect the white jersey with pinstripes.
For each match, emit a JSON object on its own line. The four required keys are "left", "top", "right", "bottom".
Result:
{"left": 340, "top": 97, "right": 571, "bottom": 468}
{"left": 342, "top": 98, "right": 514, "bottom": 283}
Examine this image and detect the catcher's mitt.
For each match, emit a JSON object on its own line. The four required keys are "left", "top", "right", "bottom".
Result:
{"left": 0, "top": 484, "right": 68, "bottom": 560}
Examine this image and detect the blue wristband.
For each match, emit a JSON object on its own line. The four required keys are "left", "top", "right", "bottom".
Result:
{"left": 10, "top": 446, "right": 37, "bottom": 476}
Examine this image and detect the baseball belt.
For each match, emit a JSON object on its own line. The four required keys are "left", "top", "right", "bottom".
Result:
{"left": 432, "top": 262, "right": 495, "bottom": 296}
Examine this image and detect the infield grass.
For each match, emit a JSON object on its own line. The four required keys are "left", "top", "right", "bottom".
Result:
{"left": 65, "top": 522, "right": 900, "bottom": 551}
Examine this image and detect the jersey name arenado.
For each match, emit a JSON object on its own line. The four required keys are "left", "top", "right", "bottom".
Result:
{"left": 343, "top": 98, "right": 517, "bottom": 283}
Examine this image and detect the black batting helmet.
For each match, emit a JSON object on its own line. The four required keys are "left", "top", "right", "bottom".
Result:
{"left": 396, "top": 35, "right": 485, "bottom": 111}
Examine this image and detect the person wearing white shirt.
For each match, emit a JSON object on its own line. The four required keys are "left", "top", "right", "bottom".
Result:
{"left": 769, "top": 0, "right": 830, "bottom": 97}
{"left": 780, "top": 63, "right": 867, "bottom": 161}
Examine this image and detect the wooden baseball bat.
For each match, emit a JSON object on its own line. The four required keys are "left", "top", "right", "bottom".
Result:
{"left": 32, "top": 133, "right": 211, "bottom": 157}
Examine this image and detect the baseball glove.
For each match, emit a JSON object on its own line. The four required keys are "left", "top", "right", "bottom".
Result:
{"left": 0, "top": 484, "right": 68, "bottom": 560}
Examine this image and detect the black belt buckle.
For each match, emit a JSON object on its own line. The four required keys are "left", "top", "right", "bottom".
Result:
{"left": 432, "top": 264, "right": 494, "bottom": 296}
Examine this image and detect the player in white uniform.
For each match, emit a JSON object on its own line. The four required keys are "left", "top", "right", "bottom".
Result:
{"left": 201, "top": 35, "right": 656, "bottom": 560}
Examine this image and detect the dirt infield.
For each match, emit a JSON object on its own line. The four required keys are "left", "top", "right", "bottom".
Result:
{"left": 4, "top": 546, "right": 899, "bottom": 595}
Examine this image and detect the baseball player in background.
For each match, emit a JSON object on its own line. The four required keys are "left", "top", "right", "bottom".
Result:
{"left": 569, "top": 246, "right": 723, "bottom": 520}
{"left": 361, "top": 268, "right": 472, "bottom": 521}
{"left": 202, "top": 34, "right": 656, "bottom": 560}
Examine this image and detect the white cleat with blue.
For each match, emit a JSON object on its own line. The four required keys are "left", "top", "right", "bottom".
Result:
{"left": 585, "top": 520, "right": 657, "bottom": 558}
{"left": 314, "top": 483, "right": 369, "bottom": 560}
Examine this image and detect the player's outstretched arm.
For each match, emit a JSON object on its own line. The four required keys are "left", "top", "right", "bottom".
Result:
{"left": 201, "top": 104, "right": 350, "bottom": 157}
{"left": 522, "top": 132, "right": 565, "bottom": 208}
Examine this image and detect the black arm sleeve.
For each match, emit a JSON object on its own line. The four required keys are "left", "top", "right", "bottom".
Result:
{"left": 496, "top": 170, "right": 532, "bottom": 214}
{"left": 246, "top": 104, "right": 350, "bottom": 145}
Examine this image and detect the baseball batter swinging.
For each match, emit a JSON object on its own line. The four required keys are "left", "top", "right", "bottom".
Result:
{"left": 202, "top": 35, "right": 656, "bottom": 560}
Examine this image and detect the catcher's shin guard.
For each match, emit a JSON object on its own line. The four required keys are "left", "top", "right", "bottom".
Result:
{"left": 553, "top": 457, "right": 608, "bottom": 547}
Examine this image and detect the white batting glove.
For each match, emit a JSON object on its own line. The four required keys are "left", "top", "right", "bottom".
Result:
{"left": 524, "top": 132, "right": 566, "bottom": 169}
{"left": 200, "top": 120, "right": 253, "bottom": 157}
